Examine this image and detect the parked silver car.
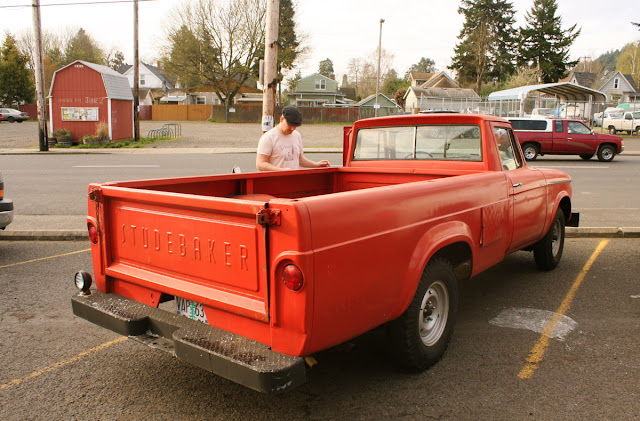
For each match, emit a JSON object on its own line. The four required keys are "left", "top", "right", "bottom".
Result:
{"left": 0, "top": 108, "right": 30, "bottom": 123}
{"left": 0, "top": 171, "right": 14, "bottom": 230}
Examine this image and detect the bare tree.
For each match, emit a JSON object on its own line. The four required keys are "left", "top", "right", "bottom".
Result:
{"left": 164, "top": 0, "right": 265, "bottom": 118}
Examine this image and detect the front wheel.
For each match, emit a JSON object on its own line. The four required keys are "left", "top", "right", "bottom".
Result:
{"left": 522, "top": 144, "right": 539, "bottom": 161}
{"left": 609, "top": 126, "right": 616, "bottom": 135}
{"left": 597, "top": 144, "right": 615, "bottom": 162}
{"left": 388, "top": 258, "right": 458, "bottom": 371}
{"left": 533, "top": 209, "right": 565, "bottom": 271}
{"left": 7, "top": 116, "right": 15, "bottom": 123}
{"left": 579, "top": 154, "right": 594, "bottom": 160}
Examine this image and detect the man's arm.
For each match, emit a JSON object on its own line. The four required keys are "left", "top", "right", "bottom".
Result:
{"left": 256, "top": 154, "right": 286, "bottom": 171}
{"left": 299, "top": 154, "right": 330, "bottom": 168}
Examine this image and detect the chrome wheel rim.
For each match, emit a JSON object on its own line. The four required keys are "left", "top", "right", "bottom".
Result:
{"left": 419, "top": 280, "right": 449, "bottom": 346}
{"left": 524, "top": 147, "right": 536, "bottom": 160}
{"left": 601, "top": 148, "right": 613, "bottom": 161}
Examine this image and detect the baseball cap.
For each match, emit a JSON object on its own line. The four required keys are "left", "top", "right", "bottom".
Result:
{"left": 282, "top": 105, "right": 303, "bottom": 126}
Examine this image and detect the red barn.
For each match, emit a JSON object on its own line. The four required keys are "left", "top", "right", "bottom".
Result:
{"left": 48, "top": 60, "right": 133, "bottom": 141}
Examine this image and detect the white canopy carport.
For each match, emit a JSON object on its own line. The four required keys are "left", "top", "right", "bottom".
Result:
{"left": 488, "top": 82, "right": 606, "bottom": 102}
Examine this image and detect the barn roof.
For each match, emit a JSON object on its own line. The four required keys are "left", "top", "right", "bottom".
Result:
{"left": 49, "top": 60, "right": 134, "bottom": 101}
{"left": 488, "top": 82, "right": 606, "bottom": 102}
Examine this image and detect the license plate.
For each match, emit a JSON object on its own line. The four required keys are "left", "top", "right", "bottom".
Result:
{"left": 176, "top": 297, "right": 209, "bottom": 324}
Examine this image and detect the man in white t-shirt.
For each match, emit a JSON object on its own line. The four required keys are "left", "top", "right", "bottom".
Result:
{"left": 256, "top": 106, "right": 331, "bottom": 171}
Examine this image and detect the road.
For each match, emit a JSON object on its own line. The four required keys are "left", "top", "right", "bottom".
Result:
{"left": 1, "top": 151, "right": 640, "bottom": 230}
{"left": 1, "top": 239, "right": 639, "bottom": 419}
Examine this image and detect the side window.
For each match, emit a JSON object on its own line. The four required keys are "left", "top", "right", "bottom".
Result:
{"left": 567, "top": 121, "right": 591, "bottom": 134}
{"left": 554, "top": 120, "right": 563, "bottom": 132}
{"left": 493, "top": 126, "right": 522, "bottom": 171}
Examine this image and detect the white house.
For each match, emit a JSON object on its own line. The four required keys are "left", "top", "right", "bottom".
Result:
{"left": 118, "top": 62, "right": 175, "bottom": 105}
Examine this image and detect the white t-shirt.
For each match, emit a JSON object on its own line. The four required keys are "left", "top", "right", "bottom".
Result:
{"left": 257, "top": 127, "right": 303, "bottom": 169}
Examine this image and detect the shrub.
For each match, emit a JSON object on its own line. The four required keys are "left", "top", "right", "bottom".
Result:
{"left": 96, "top": 122, "right": 109, "bottom": 141}
{"left": 53, "top": 128, "right": 71, "bottom": 137}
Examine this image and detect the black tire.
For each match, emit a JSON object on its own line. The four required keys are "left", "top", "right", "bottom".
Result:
{"left": 522, "top": 143, "right": 538, "bottom": 161}
{"left": 16, "top": 120, "right": 22, "bottom": 123}
{"left": 579, "top": 154, "right": 594, "bottom": 160}
{"left": 597, "top": 144, "right": 615, "bottom": 162}
{"left": 388, "top": 257, "right": 458, "bottom": 371}
{"left": 533, "top": 209, "right": 565, "bottom": 271}
{"left": 608, "top": 126, "right": 616, "bottom": 135}
{"left": 7, "top": 116, "right": 15, "bottom": 123}
{"left": 635, "top": 127, "right": 640, "bottom": 136}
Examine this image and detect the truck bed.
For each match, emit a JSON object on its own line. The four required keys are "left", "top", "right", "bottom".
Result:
{"left": 105, "top": 167, "right": 459, "bottom": 200}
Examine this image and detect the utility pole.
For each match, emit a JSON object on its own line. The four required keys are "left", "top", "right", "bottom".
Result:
{"left": 374, "top": 18, "right": 384, "bottom": 118}
{"left": 261, "top": 0, "right": 279, "bottom": 133}
{"left": 133, "top": 0, "right": 140, "bottom": 141}
{"left": 31, "top": 0, "right": 48, "bottom": 151}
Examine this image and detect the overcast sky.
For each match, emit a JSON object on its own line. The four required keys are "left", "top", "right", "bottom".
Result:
{"left": 1, "top": 0, "right": 638, "bottom": 82}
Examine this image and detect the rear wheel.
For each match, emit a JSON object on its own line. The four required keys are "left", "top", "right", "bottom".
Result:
{"left": 388, "top": 258, "right": 458, "bottom": 371}
{"left": 579, "top": 154, "right": 594, "bottom": 160}
{"left": 522, "top": 144, "right": 539, "bottom": 161}
{"left": 533, "top": 209, "right": 565, "bottom": 271}
{"left": 597, "top": 144, "right": 615, "bottom": 162}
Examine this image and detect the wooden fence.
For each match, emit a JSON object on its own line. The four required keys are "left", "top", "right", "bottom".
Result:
{"left": 149, "top": 104, "right": 376, "bottom": 123}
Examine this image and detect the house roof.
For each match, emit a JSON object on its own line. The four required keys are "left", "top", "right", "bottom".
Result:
{"left": 406, "top": 86, "right": 480, "bottom": 99}
{"left": 569, "top": 72, "right": 598, "bottom": 89}
{"left": 488, "top": 82, "right": 607, "bottom": 102}
{"left": 356, "top": 93, "right": 397, "bottom": 107}
{"left": 117, "top": 62, "right": 175, "bottom": 90}
{"left": 49, "top": 60, "right": 133, "bottom": 100}
{"left": 420, "top": 72, "right": 461, "bottom": 89}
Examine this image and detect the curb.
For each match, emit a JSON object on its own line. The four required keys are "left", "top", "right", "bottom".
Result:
{"left": 2, "top": 227, "right": 640, "bottom": 241}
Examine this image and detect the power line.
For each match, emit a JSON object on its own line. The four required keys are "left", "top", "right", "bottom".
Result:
{"left": 0, "top": 0, "right": 155, "bottom": 9}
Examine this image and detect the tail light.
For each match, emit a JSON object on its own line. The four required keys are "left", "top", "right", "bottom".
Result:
{"left": 282, "top": 264, "right": 303, "bottom": 291}
{"left": 88, "top": 223, "right": 99, "bottom": 244}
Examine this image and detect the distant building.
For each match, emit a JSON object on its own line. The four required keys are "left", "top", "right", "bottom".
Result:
{"left": 568, "top": 70, "right": 639, "bottom": 103}
{"left": 287, "top": 73, "right": 346, "bottom": 107}
{"left": 404, "top": 71, "right": 480, "bottom": 111}
{"left": 118, "top": 62, "right": 175, "bottom": 105}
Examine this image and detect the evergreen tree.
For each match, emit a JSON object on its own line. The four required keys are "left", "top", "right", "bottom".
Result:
{"left": 519, "top": 0, "right": 580, "bottom": 83}
{"left": 64, "top": 28, "right": 106, "bottom": 65}
{"left": 596, "top": 50, "right": 621, "bottom": 72}
{"left": 318, "top": 58, "right": 334, "bottom": 77}
{"left": 449, "top": 0, "right": 518, "bottom": 93}
{"left": 0, "top": 34, "right": 35, "bottom": 107}
{"left": 406, "top": 57, "right": 437, "bottom": 78}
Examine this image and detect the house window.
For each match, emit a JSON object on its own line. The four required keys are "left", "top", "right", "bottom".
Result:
{"left": 315, "top": 79, "right": 326, "bottom": 90}
{"left": 140, "top": 74, "right": 145, "bottom": 86}
{"left": 614, "top": 78, "right": 619, "bottom": 89}
{"left": 196, "top": 96, "right": 206, "bottom": 105}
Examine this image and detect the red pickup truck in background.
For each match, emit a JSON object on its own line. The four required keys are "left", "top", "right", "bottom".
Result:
{"left": 509, "top": 118, "right": 624, "bottom": 162}
{"left": 72, "top": 114, "right": 578, "bottom": 393}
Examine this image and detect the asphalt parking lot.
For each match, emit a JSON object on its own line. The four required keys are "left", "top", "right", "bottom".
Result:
{"left": 1, "top": 238, "right": 639, "bottom": 420}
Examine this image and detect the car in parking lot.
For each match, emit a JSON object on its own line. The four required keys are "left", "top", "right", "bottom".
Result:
{"left": 0, "top": 108, "right": 30, "bottom": 123}
{"left": 0, "top": 171, "right": 14, "bottom": 229}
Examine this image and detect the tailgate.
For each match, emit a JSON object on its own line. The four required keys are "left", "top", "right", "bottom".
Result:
{"left": 96, "top": 185, "right": 270, "bottom": 322}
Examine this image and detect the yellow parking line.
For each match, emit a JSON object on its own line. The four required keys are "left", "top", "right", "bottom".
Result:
{"left": 0, "top": 337, "right": 127, "bottom": 390}
{"left": 0, "top": 248, "right": 90, "bottom": 269}
{"left": 518, "top": 239, "right": 609, "bottom": 379}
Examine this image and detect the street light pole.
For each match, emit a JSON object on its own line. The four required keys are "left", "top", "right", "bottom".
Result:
{"left": 374, "top": 18, "right": 384, "bottom": 118}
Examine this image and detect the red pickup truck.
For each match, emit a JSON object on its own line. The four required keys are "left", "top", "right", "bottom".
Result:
{"left": 72, "top": 114, "right": 577, "bottom": 392}
{"left": 508, "top": 118, "right": 624, "bottom": 162}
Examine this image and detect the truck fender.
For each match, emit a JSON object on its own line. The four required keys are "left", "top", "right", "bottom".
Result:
{"left": 395, "top": 221, "right": 474, "bottom": 318}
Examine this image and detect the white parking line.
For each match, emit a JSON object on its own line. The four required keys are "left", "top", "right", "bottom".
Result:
{"left": 72, "top": 165, "right": 160, "bottom": 168}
